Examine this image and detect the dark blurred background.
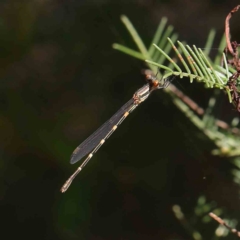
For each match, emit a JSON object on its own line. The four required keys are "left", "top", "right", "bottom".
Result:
{"left": 1, "top": 0, "right": 240, "bottom": 239}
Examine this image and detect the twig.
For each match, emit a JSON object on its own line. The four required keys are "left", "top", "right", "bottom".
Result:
{"left": 209, "top": 212, "right": 240, "bottom": 238}
{"left": 143, "top": 69, "right": 240, "bottom": 135}
{"left": 225, "top": 5, "right": 240, "bottom": 56}
{"left": 224, "top": 5, "right": 240, "bottom": 112}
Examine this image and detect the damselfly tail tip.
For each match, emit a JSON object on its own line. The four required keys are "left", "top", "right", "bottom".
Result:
{"left": 60, "top": 179, "right": 72, "bottom": 193}
{"left": 61, "top": 167, "right": 83, "bottom": 192}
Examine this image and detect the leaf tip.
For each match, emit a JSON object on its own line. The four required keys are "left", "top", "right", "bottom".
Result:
{"left": 112, "top": 43, "right": 117, "bottom": 49}
{"left": 120, "top": 15, "right": 128, "bottom": 23}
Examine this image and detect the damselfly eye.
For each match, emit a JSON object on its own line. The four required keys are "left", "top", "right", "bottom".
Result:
{"left": 153, "top": 80, "right": 159, "bottom": 87}
{"left": 145, "top": 74, "right": 152, "bottom": 80}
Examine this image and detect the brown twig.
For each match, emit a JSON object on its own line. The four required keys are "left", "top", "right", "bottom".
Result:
{"left": 225, "top": 5, "right": 240, "bottom": 57}
{"left": 224, "top": 5, "right": 240, "bottom": 112}
{"left": 209, "top": 212, "right": 240, "bottom": 238}
{"left": 142, "top": 69, "right": 240, "bottom": 135}
{"left": 169, "top": 84, "right": 204, "bottom": 115}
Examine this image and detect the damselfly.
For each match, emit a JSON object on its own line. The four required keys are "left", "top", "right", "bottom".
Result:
{"left": 61, "top": 72, "right": 174, "bottom": 192}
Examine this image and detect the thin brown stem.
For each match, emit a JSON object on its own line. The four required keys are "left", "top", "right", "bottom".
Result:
{"left": 225, "top": 5, "right": 240, "bottom": 57}
{"left": 209, "top": 212, "right": 240, "bottom": 238}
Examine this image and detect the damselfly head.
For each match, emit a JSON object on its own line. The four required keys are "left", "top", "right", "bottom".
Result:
{"left": 144, "top": 68, "right": 175, "bottom": 90}
{"left": 145, "top": 73, "right": 161, "bottom": 91}
{"left": 145, "top": 74, "right": 155, "bottom": 81}
{"left": 152, "top": 80, "right": 160, "bottom": 87}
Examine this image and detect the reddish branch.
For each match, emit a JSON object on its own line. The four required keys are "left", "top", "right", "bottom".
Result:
{"left": 225, "top": 5, "right": 240, "bottom": 57}
{"left": 224, "top": 5, "right": 240, "bottom": 112}
{"left": 209, "top": 212, "right": 240, "bottom": 238}
{"left": 143, "top": 69, "right": 240, "bottom": 136}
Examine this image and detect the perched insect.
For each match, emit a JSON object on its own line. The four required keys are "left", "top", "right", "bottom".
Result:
{"left": 61, "top": 72, "right": 174, "bottom": 192}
